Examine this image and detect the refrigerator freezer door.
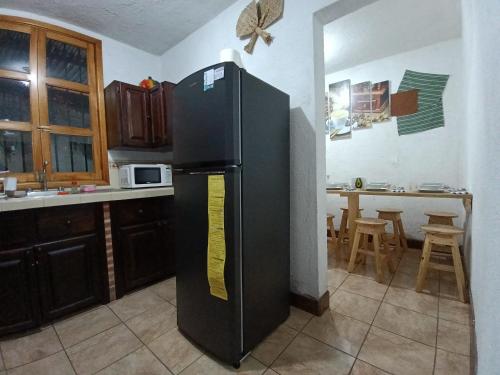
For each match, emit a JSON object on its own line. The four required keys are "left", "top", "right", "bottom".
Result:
{"left": 173, "top": 62, "right": 242, "bottom": 169}
{"left": 174, "top": 166, "right": 243, "bottom": 365}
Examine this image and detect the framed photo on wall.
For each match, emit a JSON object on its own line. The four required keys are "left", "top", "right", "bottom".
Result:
{"left": 371, "top": 80, "right": 391, "bottom": 123}
{"left": 351, "top": 81, "right": 373, "bottom": 130}
{"left": 327, "top": 79, "right": 351, "bottom": 140}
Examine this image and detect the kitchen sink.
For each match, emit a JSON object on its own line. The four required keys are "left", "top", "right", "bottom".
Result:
{"left": 26, "top": 190, "right": 59, "bottom": 198}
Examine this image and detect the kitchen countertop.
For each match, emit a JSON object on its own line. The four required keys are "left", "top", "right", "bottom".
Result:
{"left": 0, "top": 187, "right": 174, "bottom": 212}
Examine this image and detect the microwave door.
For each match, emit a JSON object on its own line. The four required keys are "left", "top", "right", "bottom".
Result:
{"left": 134, "top": 167, "right": 162, "bottom": 186}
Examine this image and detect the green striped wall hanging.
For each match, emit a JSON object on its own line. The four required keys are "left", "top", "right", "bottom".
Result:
{"left": 397, "top": 70, "right": 449, "bottom": 135}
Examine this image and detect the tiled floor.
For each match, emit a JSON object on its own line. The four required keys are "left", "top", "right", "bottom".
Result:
{"left": 0, "top": 249, "right": 471, "bottom": 374}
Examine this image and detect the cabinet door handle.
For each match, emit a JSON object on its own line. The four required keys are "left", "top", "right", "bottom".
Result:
{"left": 138, "top": 209, "right": 144, "bottom": 214}
{"left": 66, "top": 219, "right": 72, "bottom": 225}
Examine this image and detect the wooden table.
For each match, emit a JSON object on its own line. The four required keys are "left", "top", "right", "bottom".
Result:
{"left": 327, "top": 189, "right": 473, "bottom": 249}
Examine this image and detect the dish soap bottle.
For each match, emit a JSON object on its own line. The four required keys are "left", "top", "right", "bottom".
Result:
{"left": 71, "top": 180, "right": 79, "bottom": 194}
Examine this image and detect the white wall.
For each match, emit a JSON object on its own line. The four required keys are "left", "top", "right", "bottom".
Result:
{"left": 461, "top": 0, "right": 500, "bottom": 374}
{"left": 325, "top": 38, "right": 466, "bottom": 240}
{"left": 159, "top": 0, "right": 348, "bottom": 299}
{"left": 0, "top": 8, "right": 168, "bottom": 185}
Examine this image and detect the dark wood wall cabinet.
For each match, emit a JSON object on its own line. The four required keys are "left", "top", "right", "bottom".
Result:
{"left": 111, "top": 196, "right": 175, "bottom": 298}
{"left": 0, "top": 204, "right": 107, "bottom": 336}
{"left": 105, "top": 81, "right": 175, "bottom": 150}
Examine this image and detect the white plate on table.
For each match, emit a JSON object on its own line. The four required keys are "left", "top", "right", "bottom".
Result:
{"left": 366, "top": 182, "right": 390, "bottom": 191}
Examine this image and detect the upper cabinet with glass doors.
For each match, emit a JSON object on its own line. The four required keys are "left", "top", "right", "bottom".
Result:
{"left": 0, "top": 16, "right": 108, "bottom": 187}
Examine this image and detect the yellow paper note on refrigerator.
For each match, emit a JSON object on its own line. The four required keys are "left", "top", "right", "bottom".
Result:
{"left": 207, "top": 175, "right": 228, "bottom": 301}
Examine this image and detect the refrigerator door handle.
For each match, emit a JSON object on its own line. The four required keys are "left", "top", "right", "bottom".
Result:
{"left": 174, "top": 166, "right": 240, "bottom": 175}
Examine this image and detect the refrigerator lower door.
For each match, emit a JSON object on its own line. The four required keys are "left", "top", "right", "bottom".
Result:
{"left": 174, "top": 166, "right": 243, "bottom": 366}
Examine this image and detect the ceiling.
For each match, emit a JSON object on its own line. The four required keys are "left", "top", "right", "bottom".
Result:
{"left": 0, "top": 0, "right": 239, "bottom": 55}
{"left": 324, "top": 0, "right": 462, "bottom": 74}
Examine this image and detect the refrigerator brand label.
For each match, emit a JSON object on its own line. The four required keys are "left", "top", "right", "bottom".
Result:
{"left": 214, "top": 67, "right": 225, "bottom": 81}
{"left": 207, "top": 175, "right": 228, "bottom": 301}
{"left": 204, "top": 69, "right": 215, "bottom": 91}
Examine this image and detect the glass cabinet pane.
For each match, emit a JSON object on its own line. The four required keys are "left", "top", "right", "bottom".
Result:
{"left": 0, "top": 130, "right": 33, "bottom": 172}
{"left": 0, "top": 29, "right": 30, "bottom": 73}
{"left": 47, "top": 86, "right": 90, "bottom": 128}
{"left": 0, "top": 77, "right": 30, "bottom": 123}
{"left": 51, "top": 135, "right": 93, "bottom": 173}
{"left": 46, "top": 39, "right": 88, "bottom": 84}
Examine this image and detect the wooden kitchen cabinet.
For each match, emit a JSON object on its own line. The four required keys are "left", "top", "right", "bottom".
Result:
{"left": 111, "top": 196, "right": 175, "bottom": 297}
{"left": 118, "top": 222, "right": 169, "bottom": 293}
{"left": 105, "top": 80, "right": 175, "bottom": 149}
{"left": 0, "top": 248, "right": 41, "bottom": 336}
{"left": 0, "top": 203, "right": 107, "bottom": 336}
{"left": 36, "top": 234, "right": 103, "bottom": 321}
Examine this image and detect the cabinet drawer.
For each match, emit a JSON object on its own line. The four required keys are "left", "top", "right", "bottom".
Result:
{"left": 37, "top": 204, "right": 97, "bottom": 242}
{"left": 0, "top": 211, "right": 37, "bottom": 251}
{"left": 112, "top": 197, "right": 163, "bottom": 226}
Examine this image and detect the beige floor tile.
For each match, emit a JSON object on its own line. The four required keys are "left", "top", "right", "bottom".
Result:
{"left": 0, "top": 350, "right": 4, "bottom": 370}
{"left": 126, "top": 302, "right": 177, "bottom": 343}
{"left": 283, "top": 306, "right": 312, "bottom": 331}
{"left": 328, "top": 256, "right": 349, "bottom": 272}
{"left": 350, "top": 359, "right": 390, "bottom": 375}
{"left": 351, "top": 258, "right": 393, "bottom": 284}
{"left": 7, "top": 351, "right": 75, "bottom": 375}
{"left": 263, "top": 370, "right": 279, "bottom": 375}
{"left": 149, "top": 277, "right": 177, "bottom": 302}
{"left": 0, "top": 327, "right": 62, "bottom": 369}
{"left": 439, "top": 298, "right": 471, "bottom": 325}
{"left": 339, "top": 275, "right": 388, "bottom": 301}
{"left": 171, "top": 298, "right": 177, "bottom": 306}
{"left": 66, "top": 324, "right": 142, "bottom": 375}
{"left": 373, "top": 303, "right": 437, "bottom": 346}
{"left": 271, "top": 333, "right": 355, "bottom": 374}
{"left": 302, "top": 310, "right": 370, "bottom": 356}
{"left": 437, "top": 319, "right": 471, "bottom": 356}
{"left": 148, "top": 328, "right": 202, "bottom": 374}
{"left": 328, "top": 268, "right": 348, "bottom": 291}
{"left": 391, "top": 271, "right": 439, "bottom": 295}
{"left": 384, "top": 286, "right": 438, "bottom": 316}
{"left": 251, "top": 325, "right": 297, "bottom": 366}
{"left": 397, "top": 260, "right": 439, "bottom": 280}
{"left": 358, "top": 326, "right": 435, "bottom": 375}
{"left": 54, "top": 306, "right": 120, "bottom": 348}
{"left": 439, "top": 279, "right": 461, "bottom": 301}
{"left": 181, "top": 354, "right": 266, "bottom": 375}
{"left": 434, "top": 348, "right": 470, "bottom": 375}
{"left": 96, "top": 346, "right": 170, "bottom": 375}
{"left": 400, "top": 250, "right": 422, "bottom": 262}
{"left": 330, "top": 289, "right": 381, "bottom": 324}
{"left": 108, "top": 289, "right": 165, "bottom": 321}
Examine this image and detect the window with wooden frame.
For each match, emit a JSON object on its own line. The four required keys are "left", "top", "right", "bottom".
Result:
{"left": 0, "top": 15, "right": 108, "bottom": 188}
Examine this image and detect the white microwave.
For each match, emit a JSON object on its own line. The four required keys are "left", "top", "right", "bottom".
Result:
{"left": 119, "top": 164, "right": 172, "bottom": 189}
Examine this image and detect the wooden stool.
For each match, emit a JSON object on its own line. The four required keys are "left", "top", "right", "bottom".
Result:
{"left": 337, "top": 208, "right": 363, "bottom": 259}
{"left": 347, "top": 218, "right": 395, "bottom": 283}
{"left": 416, "top": 224, "right": 467, "bottom": 302}
{"left": 377, "top": 208, "right": 409, "bottom": 256}
{"left": 424, "top": 212, "right": 458, "bottom": 254}
{"left": 326, "top": 214, "right": 341, "bottom": 260}
{"left": 425, "top": 211, "right": 458, "bottom": 226}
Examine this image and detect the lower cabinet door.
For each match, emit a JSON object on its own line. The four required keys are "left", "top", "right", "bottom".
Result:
{"left": 36, "top": 235, "right": 103, "bottom": 321}
{"left": 119, "top": 222, "right": 169, "bottom": 293}
{"left": 0, "top": 249, "right": 41, "bottom": 335}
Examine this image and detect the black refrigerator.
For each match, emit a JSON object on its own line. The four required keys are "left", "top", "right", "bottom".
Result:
{"left": 172, "top": 62, "right": 290, "bottom": 367}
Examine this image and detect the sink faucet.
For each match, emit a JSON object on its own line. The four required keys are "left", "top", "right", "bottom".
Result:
{"left": 38, "top": 161, "right": 49, "bottom": 191}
